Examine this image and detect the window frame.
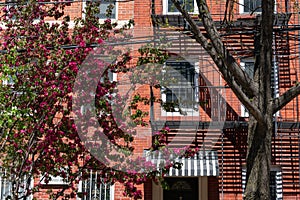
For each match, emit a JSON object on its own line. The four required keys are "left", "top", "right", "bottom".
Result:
{"left": 239, "top": 0, "right": 262, "bottom": 13}
{"left": 163, "top": 0, "right": 199, "bottom": 15}
{"left": 161, "top": 60, "right": 199, "bottom": 116}
{"left": 82, "top": 1, "right": 118, "bottom": 21}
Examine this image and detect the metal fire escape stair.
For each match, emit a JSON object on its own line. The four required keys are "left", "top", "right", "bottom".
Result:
{"left": 274, "top": 31, "right": 295, "bottom": 88}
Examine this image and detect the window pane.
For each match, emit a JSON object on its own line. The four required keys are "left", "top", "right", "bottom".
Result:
{"left": 167, "top": 0, "right": 194, "bottom": 13}
{"left": 244, "top": 62, "right": 254, "bottom": 78}
{"left": 163, "top": 61, "right": 196, "bottom": 112}
{"left": 166, "top": 61, "right": 195, "bottom": 86}
{"left": 244, "top": 0, "right": 261, "bottom": 12}
{"left": 97, "top": 0, "right": 116, "bottom": 19}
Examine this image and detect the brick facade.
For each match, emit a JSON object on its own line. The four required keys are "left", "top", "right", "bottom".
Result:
{"left": 2, "top": 0, "right": 300, "bottom": 199}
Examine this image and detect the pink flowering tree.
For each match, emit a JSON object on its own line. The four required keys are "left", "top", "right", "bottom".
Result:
{"left": 0, "top": 1, "right": 198, "bottom": 199}
{"left": 0, "top": 0, "right": 161, "bottom": 199}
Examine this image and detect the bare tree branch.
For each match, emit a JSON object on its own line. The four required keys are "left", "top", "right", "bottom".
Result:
{"left": 273, "top": 84, "right": 300, "bottom": 113}
{"left": 170, "top": 0, "right": 264, "bottom": 122}
{"left": 194, "top": 0, "right": 258, "bottom": 96}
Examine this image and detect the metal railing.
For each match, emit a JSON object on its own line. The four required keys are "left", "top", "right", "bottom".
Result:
{"left": 78, "top": 170, "right": 114, "bottom": 200}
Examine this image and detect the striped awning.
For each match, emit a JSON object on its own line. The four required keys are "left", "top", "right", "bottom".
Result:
{"left": 144, "top": 150, "right": 219, "bottom": 177}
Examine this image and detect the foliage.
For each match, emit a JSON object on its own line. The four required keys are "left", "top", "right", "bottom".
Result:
{"left": 0, "top": 0, "right": 151, "bottom": 199}
{"left": 0, "top": 0, "right": 205, "bottom": 199}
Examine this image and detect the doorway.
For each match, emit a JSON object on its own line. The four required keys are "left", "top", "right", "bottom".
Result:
{"left": 163, "top": 178, "right": 198, "bottom": 200}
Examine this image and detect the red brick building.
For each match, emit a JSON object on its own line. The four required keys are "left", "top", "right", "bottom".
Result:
{"left": 1, "top": 0, "right": 300, "bottom": 200}
{"left": 132, "top": 0, "right": 300, "bottom": 199}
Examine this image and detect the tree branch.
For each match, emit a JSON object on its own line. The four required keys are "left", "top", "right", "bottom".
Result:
{"left": 273, "top": 84, "right": 300, "bottom": 113}
{"left": 194, "top": 0, "right": 258, "bottom": 96}
{"left": 170, "top": 0, "right": 264, "bottom": 122}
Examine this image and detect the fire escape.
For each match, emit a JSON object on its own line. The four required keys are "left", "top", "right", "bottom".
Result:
{"left": 151, "top": 12, "right": 300, "bottom": 196}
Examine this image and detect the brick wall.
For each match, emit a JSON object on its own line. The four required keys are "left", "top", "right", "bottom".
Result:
{"left": 118, "top": 1, "right": 134, "bottom": 21}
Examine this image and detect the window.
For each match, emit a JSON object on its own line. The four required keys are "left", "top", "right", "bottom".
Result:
{"left": 78, "top": 171, "right": 114, "bottom": 200}
{"left": 240, "top": 60, "right": 254, "bottom": 117}
{"left": 0, "top": 169, "right": 33, "bottom": 200}
{"left": 240, "top": 59, "right": 278, "bottom": 117}
{"left": 5, "top": 0, "right": 18, "bottom": 19}
{"left": 242, "top": 167, "right": 283, "bottom": 200}
{"left": 2, "top": 74, "right": 14, "bottom": 87}
{"left": 161, "top": 60, "right": 199, "bottom": 116}
{"left": 164, "top": 0, "right": 198, "bottom": 14}
{"left": 97, "top": 0, "right": 116, "bottom": 19}
{"left": 5, "top": 0, "right": 29, "bottom": 19}
{"left": 40, "top": 174, "right": 68, "bottom": 185}
{"left": 83, "top": 0, "right": 117, "bottom": 20}
{"left": 80, "top": 68, "right": 116, "bottom": 115}
{"left": 239, "top": 0, "right": 261, "bottom": 13}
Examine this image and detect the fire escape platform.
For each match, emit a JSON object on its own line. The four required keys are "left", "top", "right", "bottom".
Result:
{"left": 151, "top": 120, "right": 300, "bottom": 130}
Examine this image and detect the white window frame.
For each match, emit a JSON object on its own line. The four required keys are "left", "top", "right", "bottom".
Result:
{"left": 161, "top": 61, "right": 199, "bottom": 116}
{"left": 163, "top": 0, "right": 199, "bottom": 15}
{"left": 82, "top": 1, "right": 118, "bottom": 21}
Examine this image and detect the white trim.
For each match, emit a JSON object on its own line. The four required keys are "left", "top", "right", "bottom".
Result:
{"left": 110, "top": 183, "right": 115, "bottom": 200}
{"left": 40, "top": 174, "right": 68, "bottom": 185}
{"left": 241, "top": 104, "right": 249, "bottom": 117}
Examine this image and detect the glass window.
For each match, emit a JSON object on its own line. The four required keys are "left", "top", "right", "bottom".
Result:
{"left": 167, "top": 0, "right": 195, "bottom": 13}
{"left": 242, "top": 0, "right": 261, "bottom": 13}
{"left": 240, "top": 60, "right": 254, "bottom": 117}
{"left": 83, "top": 1, "right": 116, "bottom": 20}
{"left": 97, "top": 0, "right": 116, "bottom": 19}
{"left": 162, "top": 61, "right": 197, "bottom": 114}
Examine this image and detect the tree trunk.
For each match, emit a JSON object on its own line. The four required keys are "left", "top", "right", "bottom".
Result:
{"left": 244, "top": 115, "right": 273, "bottom": 200}
{"left": 244, "top": 0, "right": 274, "bottom": 199}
